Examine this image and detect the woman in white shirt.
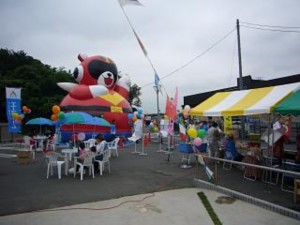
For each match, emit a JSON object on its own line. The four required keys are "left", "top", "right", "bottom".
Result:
{"left": 95, "top": 133, "right": 106, "bottom": 160}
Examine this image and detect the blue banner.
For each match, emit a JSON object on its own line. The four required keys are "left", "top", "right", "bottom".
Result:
{"left": 6, "top": 87, "right": 22, "bottom": 133}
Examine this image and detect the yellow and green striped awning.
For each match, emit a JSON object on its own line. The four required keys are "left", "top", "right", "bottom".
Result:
{"left": 189, "top": 82, "right": 300, "bottom": 117}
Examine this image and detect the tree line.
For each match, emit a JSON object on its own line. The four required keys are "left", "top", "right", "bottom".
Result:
{"left": 0, "top": 48, "right": 141, "bottom": 123}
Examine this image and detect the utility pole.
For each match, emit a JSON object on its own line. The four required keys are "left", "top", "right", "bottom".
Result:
{"left": 237, "top": 19, "right": 243, "bottom": 90}
{"left": 154, "top": 85, "right": 160, "bottom": 123}
{"left": 237, "top": 19, "right": 245, "bottom": 139}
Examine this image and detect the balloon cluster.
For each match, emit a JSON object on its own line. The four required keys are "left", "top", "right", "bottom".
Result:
{"left": 187, "top": 127, "right": 207, "bottom": 147}
{"left": 51, "top": 105, "right": 65, "bottom": 121}
{"left": 148, "top": 121, "right": 159, "bottom": 132}
{"left": 127, "top": 107, "right": 144, "bottom": 122}
{"left": 12, "top": 105, "right": 31, "bottom": 122}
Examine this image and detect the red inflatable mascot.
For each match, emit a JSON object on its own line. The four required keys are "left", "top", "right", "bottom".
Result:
{"left": 58, "top": 53, "right": 132, "bottom": 137}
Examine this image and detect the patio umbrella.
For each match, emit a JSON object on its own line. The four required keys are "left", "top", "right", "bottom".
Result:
{"left": 88, "top": 117, "right": 111, "bottom": 136}
{"left": 90, "top": 117, "right": 111, "bottom": 127}
{"left": 26, "top": 117, "right": 54, "bottom": 134}
{"left": 63, "top": 112, "right": 94, "bottom": 124}
{"left": 61, "top": 112, "right": 94, "bottom": 145}
{"left": 26, "top": 117, "right": 53, "bottom": 126}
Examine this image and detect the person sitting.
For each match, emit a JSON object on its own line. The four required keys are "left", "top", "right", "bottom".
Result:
{"left": 94, "top": 133, "right": 107, "bottom": 171}
{"left": 75, "top": 142, "right": 87, "bottom": 172}
{"left": 224, "top": 132, "right": 244, "bottom": 161}
{"left": 77, "top": 142, "right": 86, "bottom": 157}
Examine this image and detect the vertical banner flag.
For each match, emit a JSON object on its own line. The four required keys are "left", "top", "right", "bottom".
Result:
{"left": 118, "top": 0, "right": 143, "bottom": 7}
{"left": 6, "top": 87, "right": 22, "bottom": 133}
{"left": 165, "top": 87, "right": 178, "bottom": 121}
{"left": 132, "top": 29, "right": 148, "bottom": 57}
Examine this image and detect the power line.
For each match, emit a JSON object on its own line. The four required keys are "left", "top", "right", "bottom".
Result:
{"left": 240, "top": 21, "right": 300, "bottom": 29}
{"left": 241, "top": 25, "right": 300, "bottom": 33}
{"left": 141, "top": 27, "right": 236, "bottom": 88}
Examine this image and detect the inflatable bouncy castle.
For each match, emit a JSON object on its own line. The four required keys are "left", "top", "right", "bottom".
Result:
{"left": 57, "top": 53, "right": 133, "bottom": 140}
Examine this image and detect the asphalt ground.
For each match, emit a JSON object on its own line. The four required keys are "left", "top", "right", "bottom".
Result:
{"left": 0, "top": 140, "right": 299, "bottom": 217}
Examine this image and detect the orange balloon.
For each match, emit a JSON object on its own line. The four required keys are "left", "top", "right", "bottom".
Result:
{"left": 22, "top": 106, "right": 28, "bottom": 111}
{"left": 51, "top": 114, "right": 58, "bottom": 121}
{"left": 52, "top": 105, "right": 60, "bottom": 114}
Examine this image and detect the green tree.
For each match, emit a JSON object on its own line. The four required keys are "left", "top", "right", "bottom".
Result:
{"left": 0, "top": 49, "right": 74, "bottom": 122}
{"left": 129, "top": 83, "right": 142, "bottom": 107}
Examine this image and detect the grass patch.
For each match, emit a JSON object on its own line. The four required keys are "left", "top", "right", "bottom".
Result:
{"left": 197, "top": 192, "right": 222, "bottom": 225}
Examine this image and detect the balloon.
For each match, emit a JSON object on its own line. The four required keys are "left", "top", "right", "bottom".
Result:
{"left": 140, "top": 114, "right": 145, "bottom": 120}
{"left": 22, "top": 106, "right": 28, "bottom": 111}
{"left": 164, "top": 115, "right": 169, "bottom": 120}
{"left": 187, "top": 127, "right": 197, "bottom": 138}
{"left": 52, "top": 105, "right": 60, "bottom": 114}
{"left": 12, "top": 112, "right": 18, "bottom": 119}
{"left": 132, "top": 116, "right": 137, "bottom": 122}
{"left": 128, "top": 113, "right": 133, "bottom": 119}
{"left": 51, "top": 114, "right": 58, "bottom": 121}
{"left": 184, "top": 105, "right": 191, "bottom": 112}
{"left": 58, "top": 111, "right": 65, "bottom": 120}
{"left": 78, "top": 132, "right": 86, "bottom": 141}
{"left": 26, "top": 108, "right": 31, "bottom": 114}
{"left": 137, "top": 108, "right": 143, "bottom": 115}
{"left": 197, "top": 129, "right": 206, "bottom": 138}
{"left": 193, "top": 137, "right": 202, "bottom": 146}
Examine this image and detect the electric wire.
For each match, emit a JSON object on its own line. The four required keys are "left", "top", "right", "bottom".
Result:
{"left": 241, "top": 24, "right": 300, "bottom": 33}
{"left": 240, "top": 21, "right": 300, "bottom": 29}
{"left": 141, "top": 26, "right": 236, "bottom": 88}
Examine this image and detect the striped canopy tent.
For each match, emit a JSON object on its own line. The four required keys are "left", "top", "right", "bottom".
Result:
{"left": 189, "top": 82, "right": 300, "bottom": 117}
{"left": 273, "top": 89, "right": 300, "bottom": 117}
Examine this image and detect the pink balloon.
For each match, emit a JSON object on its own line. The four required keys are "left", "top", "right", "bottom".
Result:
{"left": 77, "top": 132, "right": 86, "bottom": 141}
{"left": 193, "top": 137, "right": 202, "bottom": 146}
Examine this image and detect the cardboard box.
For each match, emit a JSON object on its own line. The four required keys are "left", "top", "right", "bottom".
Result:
{"left": 17, "top": 151, "right": 33, "bottom": 164}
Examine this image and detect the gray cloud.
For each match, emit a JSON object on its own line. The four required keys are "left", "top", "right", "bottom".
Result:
{"left": 1, "top": 0, "right": 300, "bottom": 113}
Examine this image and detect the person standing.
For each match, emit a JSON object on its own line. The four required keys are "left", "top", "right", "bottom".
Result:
{"left": 110, "top": 120, "right": 116, "bottom": 135}
{"left": 207, "top": 122, "right": 221, "bottom": 157}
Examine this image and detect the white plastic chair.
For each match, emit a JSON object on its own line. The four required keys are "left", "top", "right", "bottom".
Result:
{"left": 74, "top": 151, "right": 95, "bottom": 180}
{"left": 46, "top": 152, "right": 65, "bottom": 179}
{"left": 48, "top": 135, "right": 57, "bottom": 151}
{"left": 108, "top": 137, "right": 120, "bottom": 158}
{"left": 84, "top": 139, "right": 96, "bottom": 149}
{"left": 94, "top": 149, "right": 111, "bottom": 176}
{"left": 22, "top": 136, "right": 35, "bottom": 160}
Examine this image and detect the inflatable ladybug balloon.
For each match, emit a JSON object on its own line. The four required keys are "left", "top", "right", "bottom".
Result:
{"left": 58, "top": 53, "right": 133, "bottom": 137}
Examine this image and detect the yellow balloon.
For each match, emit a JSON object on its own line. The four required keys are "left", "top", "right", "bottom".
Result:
{"left": 187, "top": 127, "right": 197, "bottom": 138}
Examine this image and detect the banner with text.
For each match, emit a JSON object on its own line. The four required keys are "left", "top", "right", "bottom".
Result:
{"left": 6, "top": 87, "right": 22, "bottom": 133}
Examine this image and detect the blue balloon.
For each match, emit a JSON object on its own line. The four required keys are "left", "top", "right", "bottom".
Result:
{"left": 128, "top": 113, "right": 134, "bottom": 119}
{"left": 137, "top": 108, "right": 143, "bottom": 114}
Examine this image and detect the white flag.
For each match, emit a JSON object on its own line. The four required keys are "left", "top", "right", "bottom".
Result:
{"left": 118, "top": 0, "right": 143, "bottom": 7}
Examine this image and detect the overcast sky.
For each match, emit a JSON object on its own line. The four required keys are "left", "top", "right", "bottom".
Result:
{"left": 1, "top": 0, "right": 300, "bottom": 114}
